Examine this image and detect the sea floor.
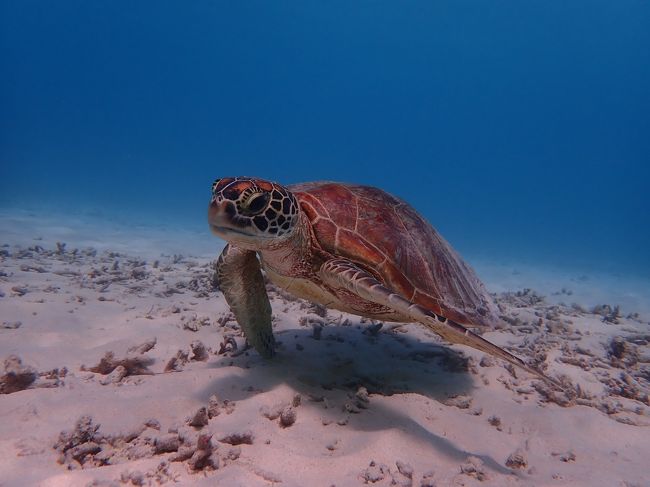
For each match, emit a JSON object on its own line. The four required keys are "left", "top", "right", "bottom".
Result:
{"left": 1, "top": 209, "right": 649, "bottom": 486}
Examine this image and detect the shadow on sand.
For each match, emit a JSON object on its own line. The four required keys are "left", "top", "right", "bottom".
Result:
{"left": 197, "top": 322, "right": 514, "bottom": 476}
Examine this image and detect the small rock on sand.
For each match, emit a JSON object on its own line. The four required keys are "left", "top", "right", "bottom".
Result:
{"left": 187, "top": 407, "right": 209, "bottom": 428}
{"left": 488, "top": 415, "right": 502, "bottom": 430}
{"left": 190, "top": 340, "right": 209, "bottom": 361}
{"left": 1, "top": 355, "right": 37, "bottom": 394}
{"left": 361, "top": 461, "right": 389, "bottom": 483}
{"left": 85, "top": 351, "right": 154, "bottom": 376}
{"left": 54, "top": 415, "right": 102, "bottom": 467}
{"left": 126, "top": 337, "right": 157, "bottom": 355}
{"left": 2, "top": 321, "right": 22, "bottom": 329}
{"left": 505, "top": 449, "right": 528, "bottom": 470}
{"left": 187, "top": 434, "right": 217, "bottom": 471}
{"left": 396, "top": 460, "right": 413, "bottom": 479}
{"left": 279, "top": 406, "right": 297, "bottom": 427}
{"left": 208, "top": 394, "right": 221, "bottom": 418}
{"left": 420, "top": 470, "right": 437, "bottom": 487}
{"left": 218, "top": 431, "right": 254, "bottom": 446}
{"left": 460, "top": 456, "right": 487, "bottom": 481}
{"left": 99, "top": 365, "right": 127, "bottom": 385}
{"left": 154, "top": 434, "right": 180, "bottom": 454}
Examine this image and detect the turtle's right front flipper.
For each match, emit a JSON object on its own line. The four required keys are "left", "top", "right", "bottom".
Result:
{"left": 215, "top": 244, "right": 275, "bottom": 358}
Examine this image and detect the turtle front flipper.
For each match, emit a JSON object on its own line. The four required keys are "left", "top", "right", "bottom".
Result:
{"left": 216, "top": 244, "right": 275, "bottom": 358}
{"left": 319, "top": 258, "right": 561, "bottom": 388}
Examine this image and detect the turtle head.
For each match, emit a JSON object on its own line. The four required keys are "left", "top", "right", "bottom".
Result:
{"left": 208, "top": 177, "right": 300, "bottom": 248}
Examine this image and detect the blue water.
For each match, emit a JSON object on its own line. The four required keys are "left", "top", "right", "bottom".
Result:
{"left": 1, "top": 1, "right": 649, "bottom": 276}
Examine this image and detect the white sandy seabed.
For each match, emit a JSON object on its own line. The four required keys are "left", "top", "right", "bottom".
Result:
{"left": 1, "top": 207, "right": 649, "bottom": 487}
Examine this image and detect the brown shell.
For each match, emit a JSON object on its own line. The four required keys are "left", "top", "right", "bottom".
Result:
{"left": 289, "top": 181, "right": 501, "bottom": 328}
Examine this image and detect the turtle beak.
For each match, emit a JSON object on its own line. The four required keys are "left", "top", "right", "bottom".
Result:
{"left": 208, "top": 199, "right": 254, "bottom": 239}
{"left": 208, "top": 199, "right": 229, "bottom": 235}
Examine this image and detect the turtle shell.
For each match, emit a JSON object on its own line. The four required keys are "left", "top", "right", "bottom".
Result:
{"left": 289, "top": 181, "right": 501, "bottom": 328}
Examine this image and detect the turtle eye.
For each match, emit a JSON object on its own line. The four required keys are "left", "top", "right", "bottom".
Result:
{"left": 242, "top": 193, "right": 270, "bottom": 216}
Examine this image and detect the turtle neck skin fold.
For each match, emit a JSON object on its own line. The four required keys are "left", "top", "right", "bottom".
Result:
{"left": 257, "top": 211, "right": 321, "bottom": 279}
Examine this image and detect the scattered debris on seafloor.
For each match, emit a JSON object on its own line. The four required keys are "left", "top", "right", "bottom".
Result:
{"left": 1, "top": 242, "right": 649, "bottom": 484}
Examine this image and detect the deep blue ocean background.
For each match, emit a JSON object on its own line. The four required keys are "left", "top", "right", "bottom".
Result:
{"left": 1, "top": 1, "right": 649, "bottom": 277}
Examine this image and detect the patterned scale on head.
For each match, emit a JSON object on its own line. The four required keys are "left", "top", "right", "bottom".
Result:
{"left": 210, "top": 177, "right": 299, "bottom": 237}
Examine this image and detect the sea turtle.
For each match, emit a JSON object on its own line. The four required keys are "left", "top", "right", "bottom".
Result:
{"left": 208, "top": 176, "right": 555, "bottom": 384}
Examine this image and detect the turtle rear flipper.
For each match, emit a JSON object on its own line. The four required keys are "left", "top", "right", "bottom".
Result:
{"left": 319, "top": 258, "right": 561, "bottom": 388}
{"left": 216, "top": 244, "right": 275, "bottom": 358}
